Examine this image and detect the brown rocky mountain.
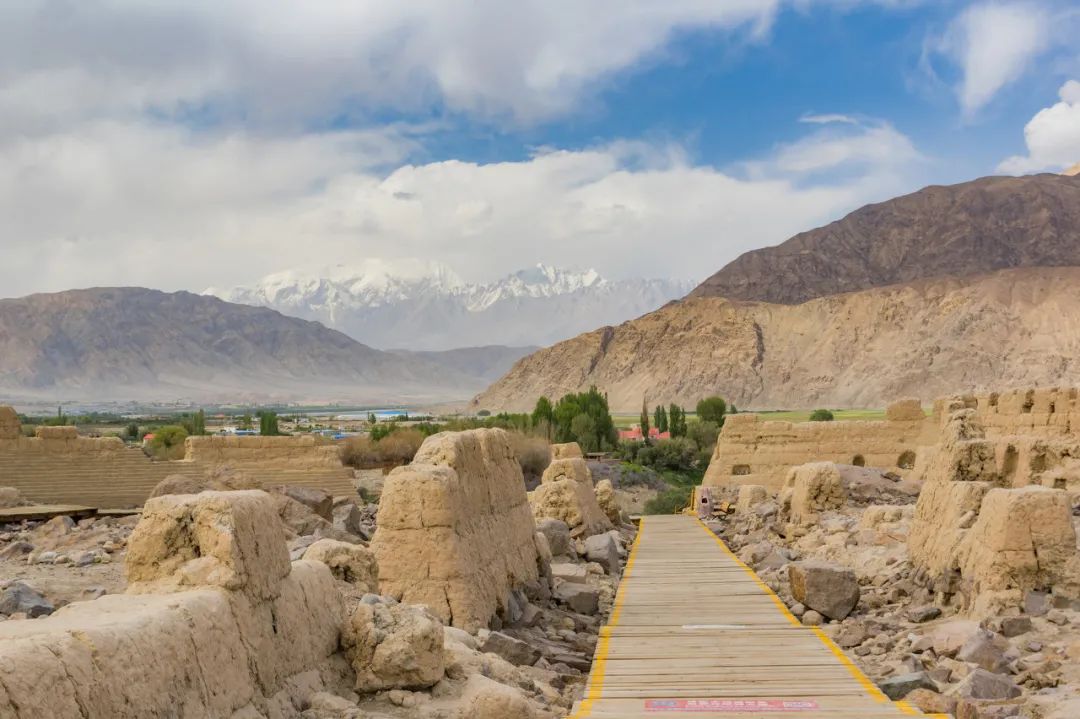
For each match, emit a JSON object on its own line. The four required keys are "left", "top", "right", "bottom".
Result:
{"left": 473, "top": 267, "right": 1080, "bottom": 412}
{"left": 691, "top": 173, "right": 1080, "bottom": 305}
{"left": 0, "top": 287, "right": 480, "bottom": 403}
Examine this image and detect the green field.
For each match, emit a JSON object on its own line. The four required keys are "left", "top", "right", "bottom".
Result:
{"left": 750, "top": 408, "right": 892, "bottom": 422}
{"left": 614, "top": 407, "right": 915, "bottom": 428}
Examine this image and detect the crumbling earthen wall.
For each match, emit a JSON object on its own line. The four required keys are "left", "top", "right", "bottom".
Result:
{"left": 942, "top": 387, "right": 1080, "bottom": 439}
{"left": 372, "top": 428, "right": 542, "bottom": 632}
{"left": 908, "top": 408, "right": 1080, "bottom": 617}
{"left": 0, "top": 406, "right": 20, "bottom": 440}
{"left": 184, "top": 434, "right": 342, "bottom": 468}
{"left": 0, "top": 491, "right": 349, "bottom": 718}
{"left": 704, "top": 400, "right": 937, "bottom": 491}
{"left": 0, "top": 406, "right": 354, "bottom": 507}
{"left": 530, "top": 457, "right": 614, "bottom": 537}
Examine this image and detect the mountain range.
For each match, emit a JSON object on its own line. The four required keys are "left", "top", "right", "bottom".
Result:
{"left": 477, "top": 172, "right": 1080, "bottom": 411}
{"left": 207, "top": 261, "right": 692, "bottom": 351}
{"left": 0, "top": 288, "right": 484, "bottom": 403}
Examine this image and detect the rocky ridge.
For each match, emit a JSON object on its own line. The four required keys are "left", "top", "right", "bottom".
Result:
{"left": 474, "top": 267, "right": 1080, "bottom": 411}
{"left": 691, "top": 173, "right": 1080, "bottom": 305}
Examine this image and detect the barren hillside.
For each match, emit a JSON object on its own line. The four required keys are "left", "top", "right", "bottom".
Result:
{"left": 473, "top": 267, "right": 1080, "bottom": 412}
{"left": 0, "top": 288, "right": 479, "bottom": 403}
{"left": 691, "top": 173, "right": 1080, "bottom": 304}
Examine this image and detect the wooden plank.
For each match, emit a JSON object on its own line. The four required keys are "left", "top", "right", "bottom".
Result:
{"left": 0, "top": 504, "right": 97, "bottom": 522}
{"left": 566, "top": 514, "right": 941, "bottom": 719}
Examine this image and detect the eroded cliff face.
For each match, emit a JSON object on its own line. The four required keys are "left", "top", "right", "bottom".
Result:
{"left": 473, "top": 267, "right": 1080, "bottom": 412}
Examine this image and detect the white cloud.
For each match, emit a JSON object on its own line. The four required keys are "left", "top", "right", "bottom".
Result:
{"left": 799, "top": 113, "right": 860, "bottom": 125}
{"left": 999, "top": 80, "right": 1080, "bottom": 172}
{"left": 0, "top": 1, "right": 789, "bottom": 131}
{"left": 938, "top": 2, "right": 1049, "bottom": 116}
{"left": 0, "top": 120, "right": 924, "bottom": 298}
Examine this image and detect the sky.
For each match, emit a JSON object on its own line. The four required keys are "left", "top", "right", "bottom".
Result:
{"left": 2, "top": 0, "right": 1079, "bottom": 297}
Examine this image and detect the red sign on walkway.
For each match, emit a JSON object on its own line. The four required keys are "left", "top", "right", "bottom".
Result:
{"left": 645, "top": 699, "right": 820, "bottom": 713}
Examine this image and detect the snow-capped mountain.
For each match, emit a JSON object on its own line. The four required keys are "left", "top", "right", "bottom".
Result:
{"left": 206, "top": 261, "right": 692, "bottom": 351}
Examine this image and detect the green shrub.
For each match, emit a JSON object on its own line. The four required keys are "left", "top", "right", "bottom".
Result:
{"left": 644, "top": 486, "right": 693, "bottom": 515}
{"left": 340, "top": 436, "right": 380, "bottom": 468}
{"left": 637, "top": 437, "right": 698, "bottom": 472}
{"left": 146, "top": 425, "right": 188, "bottom": 460}
{"left": 809, "top": 409, "right": 835, "bottom": 422}
{"left": 510, "top": 433, "right": 551, "bottom": 480}
{"left": 377, "top": 428, "right": 425, "bottom": 464}
{"left": 695, "top": 396, "right": 727, "bottom": 425}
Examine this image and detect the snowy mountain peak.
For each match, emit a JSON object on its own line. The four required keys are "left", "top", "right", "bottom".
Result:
{"left": 206, "top": 259, "right": 692, "bottom": 351}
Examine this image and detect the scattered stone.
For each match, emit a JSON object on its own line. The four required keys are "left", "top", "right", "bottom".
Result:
{"left": 271, "top": 485, "right": 333, "bottom": 521}
{"left": 550, "top": 562, "right": 587, "bottom": 584}
{"left": 957, "top": 630, "right": 1009, "bottom": 673}
{"left": 480, "top": 631, "right": 542, "bottom": 666}
{"left": 908, "top": 605, "right": 942, "bottom": 623}
{"left": 1046, "top": 609, "right": 1069, "bottom": 625}
{"left": 878, "top": 671, "right": 937, "bottom": 700}
{"left": 583, "top": 533, "right": 619, "bottom": 574}
{"left": 999, "top": 616, "right": 1032, "bottom": 638}
{"left": 905, "top": 688, "right": 957, "bottom": 715}
{"left": 801, "top": 610, "right": 823, "bottom": 626}
{"left": 788, "top": 560, "right": 860, "bottom": 620}
{"left": 553, "top": 583, "right": 600, "bottom": 615}
{"left": 950, "top": 669, "right": 1022, "bottom": 700}
{"left": 533, "top": 516, "right": 570, "bottom": 552}
{"left": 0, "top": 582, "right": 54, "bottom": 617}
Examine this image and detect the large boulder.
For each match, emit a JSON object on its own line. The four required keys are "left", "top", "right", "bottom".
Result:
{"left": 270, "top": 492, "right": 333, "bottom": 537}
{"left": 785, "top": 463, "right": 846, "bottom": 525}
{"left": 148, "top": 468, "right": 261, "bottom": 499}
{"left": 584, "top": 533, "right": 619, "bottom": 575}
{"left": 788, "top": 560, "right": 860, "bottom": 620}
{"left": 302, "top": 539, "right": 379, "bottom": 592}
{"left": 270, "top": 485, "right": 333, "bottom": 521}
{"left": 343, "top": 601, "right": 445, "bottom": 692}
{"left": 536, "top": 518, "right": 572, "bottom": 557}
{"left": 0, "top": 582, "right": 54, "bottom": 618}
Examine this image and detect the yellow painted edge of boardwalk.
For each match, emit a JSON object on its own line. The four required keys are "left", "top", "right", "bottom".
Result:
{"left": 566, "top": 515, "right": 950, "bottom": 718}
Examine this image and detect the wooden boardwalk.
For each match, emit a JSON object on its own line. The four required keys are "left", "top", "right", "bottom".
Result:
{"left": 569, "top": 514, "right": 939, "bottom": 718}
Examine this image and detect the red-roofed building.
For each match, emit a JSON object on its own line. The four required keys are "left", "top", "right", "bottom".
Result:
{"left": 618, "top": 426, "right": 670, "bottom": 442}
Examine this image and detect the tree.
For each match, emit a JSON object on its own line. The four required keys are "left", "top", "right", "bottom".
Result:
{"left": 182, "top": 409, "right": 206, "bottom": 436}
{"left": 668, "top": 404, "right": 688, "bottom": 438}
{"left": 239, "top": 413, "right": 254, "bottom": 431}
{"left": 259, "top": 411, "right": 280, "bottom": 436}
{"left": 531, "top": 396, "right": 554, "bottom": 439}
{"left": 124, "top": 422, "right": 141, "bottom": 441}
{"left": 552, "top": 387, "right": 617, "bottom": 450}
{"left": 570, "top": 413, "right": 599, "bottom": 452}
{"left": 654, "top": 405, "right": 668, "bottom": 433}
{"left": 639, "top": 397, "right": 650, "bottom": 438}
{"left": 696, "top": 396, "right": 727, "bottom": 425}
{"left": 809, "top": 409, "right": 835, "bottom": 422}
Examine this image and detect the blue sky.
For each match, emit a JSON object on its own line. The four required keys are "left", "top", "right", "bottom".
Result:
{"left": 1, "top": 1, "right": 1079, "bottom": 297}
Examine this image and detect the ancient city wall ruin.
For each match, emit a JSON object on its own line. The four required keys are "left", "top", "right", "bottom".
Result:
{"left": 0, "top": 407, "right": 355, "bottom": 507}
{"left": 703, "top": 399, "right": 938, "bottom": 491}
{"left": 705, "top": 390, "right": 1080, "bottom": 492}
{"left": 907, "top": 404, "right": 1080, "bottom": 617}
{"left": 0, "top": 491, "right": 350, "bottom": 717}
{"left": 372, "top": 428, "right": 543, "bottom": 632}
